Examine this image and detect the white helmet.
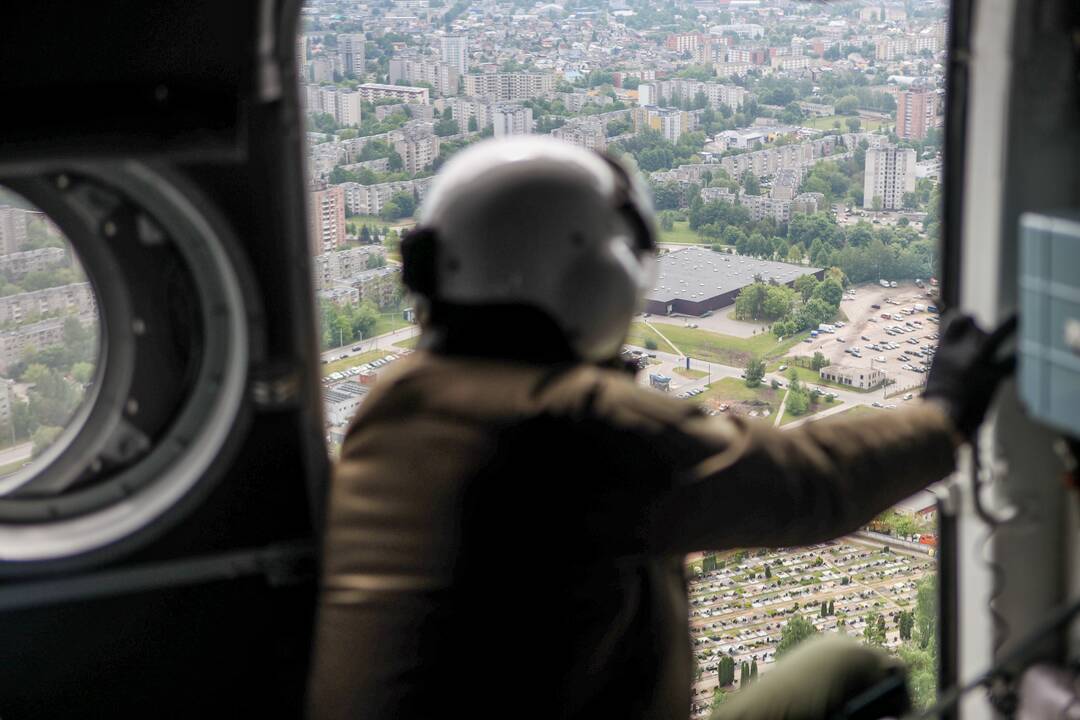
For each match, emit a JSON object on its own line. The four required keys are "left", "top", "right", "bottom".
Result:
{"left": 402, "top": 136, "right": 657, "bottom": 362}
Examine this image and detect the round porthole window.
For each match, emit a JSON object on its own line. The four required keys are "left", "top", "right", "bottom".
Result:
{"left": 0, "top": 164, "right": 253, "bottom": 570}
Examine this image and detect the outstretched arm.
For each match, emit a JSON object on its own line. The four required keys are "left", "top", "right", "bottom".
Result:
{"left": 643, "top": 402, "right": 957, "bottom": 553}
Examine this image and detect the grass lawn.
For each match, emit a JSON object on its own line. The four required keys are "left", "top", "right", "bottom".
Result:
{"left": 347, "top": 214, "right": 414, "bottom": 230}
{"left": 322, "top": 349, "right": 393, "bottom": 377}
{"left": 0, "top": 458, "right": 27, "bottom": 477}
{"left": 394, "top": 336, "right": 420, "bottom": 350}
{"left": 831, "top": 404, "right": 885, "bottom": 421}
{"left": 636, "top": 322, "right": 808, "bottom": 367}
{"left": 625, "top": 323, "right": 680, "bottom": 354}
{"left": 372, "top": 314, "right": 412, "bottom": 337}
{"left": 660, "top": 221, "right": 709, "bottom": 245}
{"left": 691, "top": 377, "right": 782, "bottom": 423}
{"left": 674, "top": 367, "right": 707, "bottom": 380}
{"left": 779, "top": 396, "right": 843, "bottom": 426}
{"left": 802, "top": 115, "right": 891, "bottom": 132}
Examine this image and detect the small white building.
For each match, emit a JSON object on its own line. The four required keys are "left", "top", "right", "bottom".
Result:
{"left": 323, "top": 381, "right": 370, "bottom": 426}
{"left": 819, "top": 365, "right": 885, "bottom": 390}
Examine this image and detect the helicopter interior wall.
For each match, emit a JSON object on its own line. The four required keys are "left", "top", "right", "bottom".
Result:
{"left": 951, "top": 0, "right": 1080, "bottom": 714}
{"left": 992, "top": 0, "right": 1080, "bottom": 665}
{"left": 0, "top": 1, "right": 328, "bottom": 716}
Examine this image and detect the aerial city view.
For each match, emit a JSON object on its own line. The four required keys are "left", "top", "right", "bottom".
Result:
{"left": 297, "top": 0, "right": 946, "bottom": 710}
{"left": 0, "top": 198, "right": 99, "bottom": 485}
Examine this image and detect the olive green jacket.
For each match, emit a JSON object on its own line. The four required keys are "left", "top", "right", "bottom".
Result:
{"left": 308, "top": 352, "right": 955, "bottom": 720}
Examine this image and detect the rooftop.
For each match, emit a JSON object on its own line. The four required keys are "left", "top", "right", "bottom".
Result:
{"left": 646, "top": 247, "right": 821, "bottom": 304}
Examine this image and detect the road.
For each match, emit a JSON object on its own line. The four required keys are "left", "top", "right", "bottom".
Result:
{"left": 321, "top": 324, "right": 420, "bottom": 365}
{"left": 0, "top": 441, "right": 32, "bottom": 468}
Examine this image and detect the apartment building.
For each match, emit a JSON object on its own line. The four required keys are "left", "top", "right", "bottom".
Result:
{"left": 0, "top": 248, "right": 67, "bottom": 278}
{"left": 340, "top": 178, "right": 435, "bottom": 217}
{"left": 0, "top": 316, "right": 76, "bottom": 373}
{"left": 551, "top": 120, "right": 607, "bottom": 151}
{"left": 439, "top": 35, "right": 468, "bottom": 75}
{"left": 896, "top": 90, "right": 939, "bottom": 140}
{"left": 0, "top": 283, "right": 96, "bottom": 325}
{"left": 874, "top": 34, "right": 939, "bottom": 60}
{"left": 312, "top": 247, "right": 384, "bottom": 291}
{"left": 863, "top": 146, "right": 917, "bottom": 210}
{"left": 388, "top": 58, "right": 460, "bottom": 97}
{"left": 393, "top": 130, "right": 440, "bottom": 174}
{"left": 356, "top": 83, "right": 429, "bottom": 105}
{"left": 492, "top": 104, "right": 533, "bottom": 137}
{"left": 665, "top": 32, "right": 704, "bottom": 53}
{"left": 308, "top": 185, "right": 347, "bottom": 255}
{"left": 337, "top": 33, "right": 366, "bottom": 78}
{"left": 304, "top": 85, "right": 363, "bottom": 126}
{"left": 462, "top": 73, "right": 554, "bottom": 101}
{"left": 0, "top": 207, "right": 34, "bottom": 255}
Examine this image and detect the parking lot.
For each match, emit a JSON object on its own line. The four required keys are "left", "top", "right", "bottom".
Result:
{"left": 798, "top": 281, "right": 940, "bottom": 397}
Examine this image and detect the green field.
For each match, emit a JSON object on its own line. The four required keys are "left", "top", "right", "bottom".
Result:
{"left": 779, "top": 395, "right": 843, "bottom": 426}
{"left": 625, "top": 323, "right": 680, "bottom": 354}
{"left": 346, "top": 214, "right": 414, "bottom": 231}
{"left": 635, "top": 322, "right": 808, "bottom": 367}
{"left": 322, "top": 348, "right": 392, "bottom": 377}
{"left": 802, "top": 115, "right": 891, "bottom": 132}
{"left": 831, "top": 404, "right": 885, "bottom": 421}
{"left": 659, "top": 220, "right": 708, "bottom": 245}
{"left": 394, "top": 336, "right": 420, "bottom": 350}
{"left": 372, "top": 314, "right": 412, "bottom": 337}
{"left": 691, "top": 377, "right": 781, "bottom": 421}
{"left": 674, "top": 367, "right": 707, "bottom": 380}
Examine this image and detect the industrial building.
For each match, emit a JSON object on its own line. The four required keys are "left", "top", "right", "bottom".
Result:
{"left": 643, "top": 247, "right": 823, "bottom": 316}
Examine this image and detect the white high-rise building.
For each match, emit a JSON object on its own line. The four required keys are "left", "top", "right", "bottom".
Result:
{"left": 305, "top": 86, "right": 363, "bottom": 127}
{"left": 492, "top": 104, "right": 534, "bottom": 137}
{"left": 0, "top": 207, "right": 32, "bottom": 255}
{"left": 337, "top": 34, "right": 366, "bottom": 78}
{"left": 863, "top": 147, "right": 916, "bottom": 210}
{"left": 439, "top": 35, "right": 468, "bottom": 76}
{"left": 637, "top": 83, "right": 658, "bottom": 107}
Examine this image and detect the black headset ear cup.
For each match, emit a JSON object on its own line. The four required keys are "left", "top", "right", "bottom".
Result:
{"left": 401, "top": 226, "right": 438, "bottom": 297}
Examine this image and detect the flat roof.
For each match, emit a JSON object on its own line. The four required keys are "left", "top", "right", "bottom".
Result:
{"left": 646, "top": 247, "right": 822, "bottom": 304}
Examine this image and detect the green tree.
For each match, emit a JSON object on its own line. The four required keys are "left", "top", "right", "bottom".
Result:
{"left": 71, "top": 362, "right": 94, "bottom": 384}
{"left": 742, "top": 171, "right": 761, "bottom": 196}
{"left": 915, "top": 575, "right": 936, "bottom": 649}
{"left": 835, "top": 95, "right": 859, "bottom": 115}
{"left": 31, "top": 425, "right": 63, "bottom": 458}
{"left": 764, "top": 564, "right": 772, "bottom": 579}
{"left": 744, "top": 356, "right": 765, "bottom": 388}
{"left": 794, "top": 274, "right": 819, "bottom": 302}
{"left": 644, "top": 338, "right": 658, "bottom": 351}
{"left": 845, "top": 117, "right": 862, "bottom": 133}
{"left": 776, "top": 614, "right": 818, "bottom": 657}
{"left": 786, "top": 387, "right": 810, "bottom": 416}
{"left": 434, "top": 116, "right": 460, "bottom": 136}
{"left": 718, "top": 655, "right": 736, "bottom": 686}
{"left": 762, "top": 285, "right": 795, "bottom": 320}
{"left": 811, "top": 278, "right": 844, "bottom": 307}
{"left": 811, "top": 351, "right": 828, "bottom": 371}
{"left": 467, "top": 116, "right": 478, "bottom": 132}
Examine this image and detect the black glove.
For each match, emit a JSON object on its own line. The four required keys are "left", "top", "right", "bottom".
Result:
{"left": 924, "top": 312, "right": 1016, "bottom": 438}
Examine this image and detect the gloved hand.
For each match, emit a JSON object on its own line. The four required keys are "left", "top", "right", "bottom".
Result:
{"left": 924, "top": 312, "right": 1016, "bottom": 439}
